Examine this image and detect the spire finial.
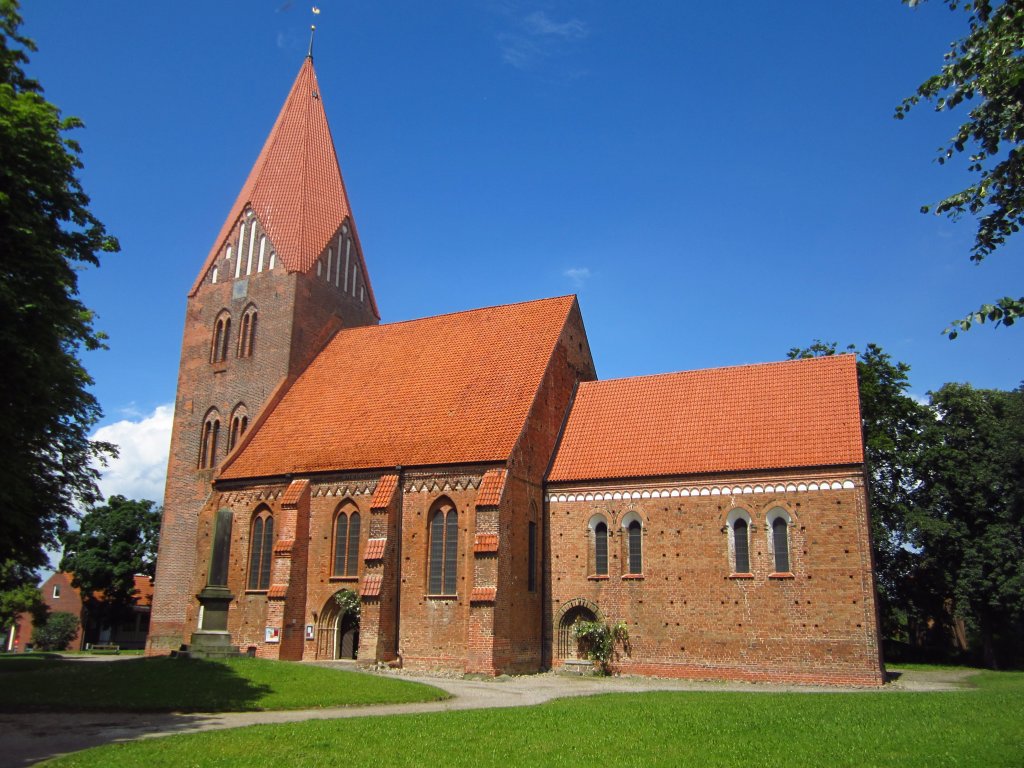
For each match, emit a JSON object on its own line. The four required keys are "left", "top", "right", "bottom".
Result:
{"left": 308, "top": 6, "right": 320, "bottom": 59}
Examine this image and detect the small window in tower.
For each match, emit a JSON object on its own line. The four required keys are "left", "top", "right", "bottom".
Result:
{"left": 326, "top": 247, "right": 333, "bottom": 282}
{"left": 228, "top": 404, "right": 249, "bottom": 451}
{"left": 360, "top": 286, "right": 364, "bottom": 302}
{"left": 211, "top": 312, "right": 231, "bottom": 364}
{"left": 343, "top": 240, "right": 351, "bottom": 291}
{"left": 317, "top": 260, "right": 322, "bottom": 277}
{"left": 237, "top": 305, "right": 257, "bottom": 358}
{"left": 211, "top": 266, "right": 219, "bottom": 284}
{"left": 351, "top": 263, "right": 357, "bottom": 296}
{"left": 269, "top": 251, "right": 276, "bottom": 270}
{"left": 245, "top": 224, "right": 256, "bottom": 275}
{"left": 257, "top": 236, "right": 266, "bottom": 273}
{"left": 336, "top": 235, "right": 343, "bottom": 286}
{"left": 52, "top": 585, "right": 61, "bottom": 599}
{"left": 199, "top": 409, "right": 221, "bottom": 468}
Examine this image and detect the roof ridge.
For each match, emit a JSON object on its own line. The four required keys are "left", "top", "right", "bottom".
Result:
{"left": 581, "top": 353, "right": 856, "bottom": 388}
{"left": 333, "top": 294, "right": 577, "bottom": 333}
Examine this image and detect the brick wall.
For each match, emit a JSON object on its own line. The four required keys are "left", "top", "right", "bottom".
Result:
{"left": 546, "top": 468, "right": 885, "bottom": 686}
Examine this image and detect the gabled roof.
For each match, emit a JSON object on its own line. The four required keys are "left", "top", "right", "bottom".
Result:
{"left": 189, "top": 58, "right": 378, "bottom": 316}
{"left": 548, "top": 355, "right": 863, "bottom": 483}
{"left": 220, "top": 296, "right": 578, "bottom": 480}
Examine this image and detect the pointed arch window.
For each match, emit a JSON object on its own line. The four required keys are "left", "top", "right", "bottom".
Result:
{"left": 228, "top": 404, "right": 249, "bottom": 451}
{"left": 333, "top": 505, "right": 361, "bottom": 577}
{"left": 428, "top": 500, "right": 458, "bottom": 596}
{"left": 247, "top": 507, "right": 274, "bottom": 591}
{"left": 211, "top": 312, "right": 231, "bottom": 363}
{"left": 237, "top": 305, "right": 257, "bottom": 358}
{"left": 199, "top": 410, "right": 221, "bottom": 469}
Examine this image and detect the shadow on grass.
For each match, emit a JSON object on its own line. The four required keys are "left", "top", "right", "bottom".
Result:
{"left": 0, "top": 655, "right": 272, "bottom": 713}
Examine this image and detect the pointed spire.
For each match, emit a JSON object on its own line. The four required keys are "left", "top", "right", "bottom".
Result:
{"left": 191, "top": 58, "right": 378, "bottom": 317}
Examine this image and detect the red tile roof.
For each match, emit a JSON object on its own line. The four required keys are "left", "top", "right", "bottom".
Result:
{"left": 220, "top": 296, "right": 576, "bottom": 479}
{"left": 364, "top": 538, "right": 387, "bottom": 561}
{"left": 370, "top": 475, "right": 399, "bottom": 510}
{"left": 280, "top": 479, "right": 309, "bottom": 507}
{"left": 476, "top": 469, "right": 507, "bottom": 507}
{"left": 474, "top": 534, "right": 499, "bottom": 553}
{"left": 361, "top": 574, "right": 382, "bottom": 598}
{"left": 189, "top": 59, "right": 378, "bottom": 317}
{"left": 267, "top": 585, "right": 288, "bottom": 599}
{"left": 548, "top": 355, "right": 863, "bottom": 482}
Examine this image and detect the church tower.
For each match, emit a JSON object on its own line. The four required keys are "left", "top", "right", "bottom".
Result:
{"left": 148, "top": 56, "right": 379, "bottom": 653}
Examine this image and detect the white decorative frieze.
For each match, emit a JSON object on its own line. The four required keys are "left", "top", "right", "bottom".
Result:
{"left": 545, "top": 479, "right": 856, "bottom": 503}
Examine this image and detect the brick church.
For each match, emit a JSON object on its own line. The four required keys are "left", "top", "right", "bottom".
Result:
{"left": 148, "top": 56, "right": 885, "bottom": 686}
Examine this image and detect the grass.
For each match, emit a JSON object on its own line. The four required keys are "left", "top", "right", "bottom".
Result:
{"left": 44, "top": 669, "right": 1024, "bottom": 768}
{"left": 0, "top": 655, "right": 446, "bottom": 713}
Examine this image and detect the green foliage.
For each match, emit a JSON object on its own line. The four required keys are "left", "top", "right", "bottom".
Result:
{"left": 912, "top": 383, "right": 1024, "bottom": 667}
{"left": 0, "top": 656, "right": 446, "bottom": 713}
{"left": 896, "top": 0, "right": 1024, "bottom": 334}
{"left": 333, "top": 588, "right": 360, "bottom": 617}
{"left": 42, "top": 670, "right": 1024, "bottom": 768}
{"left": 0, "top": 559, "right": 45, "bottom": 633}
{"left": 571, "top": 619, "right": 630, "bottom": 673}
{"left": 0, "top": 0, "right": 119, "bottom": 570}
{"left": 59, "top": 496, "right": 161, "bottom": 614}
{"left": 787, "top": 342, "right": 931, "bottom": 640}
{"left": 31, "top": 611, "right": 79, "bottom": 651}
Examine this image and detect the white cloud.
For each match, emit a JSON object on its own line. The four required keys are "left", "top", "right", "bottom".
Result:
{"left": 498, "top": 10, "right": 589, "bottom": 72}
{"left": 91, "top": 404, "right": 174, "bottom": 504}
{"left": 523, "top": 11, "right": 588, "bottom": 40}
{"left": 564, "top": 266, "right": 591, "bottom": 288}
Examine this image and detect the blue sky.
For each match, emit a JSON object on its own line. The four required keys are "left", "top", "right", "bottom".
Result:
{"left": 18, "top": 1, "right": 1023, "bottom": 503}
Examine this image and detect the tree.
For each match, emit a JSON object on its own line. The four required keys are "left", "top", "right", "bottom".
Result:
{"left": 787, "top": 342, "right": 932, "bottom": 641}
{"left": 0, "top": 559, "right": 45, "bottom": 640}
{"left": 0, "top": 1, "right": 118, "bottom": 570}
{"left": 31, "top": 611, "right": 79, "bottom": 651}
{"left": 59, "top": 496, "right": 161, "bottom": 614}
{"left": 913, "top": 383, "right": 1024, "bottom": 667}
{"left": 896, "top": 0, "right": 1024, "bottom": 336}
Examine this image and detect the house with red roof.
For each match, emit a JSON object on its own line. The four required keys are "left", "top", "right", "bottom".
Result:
{"left": 147, "top": 54, "right": 883, "bottom": 685}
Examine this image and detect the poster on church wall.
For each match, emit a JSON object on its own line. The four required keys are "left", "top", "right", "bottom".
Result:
{"left": 265, "top": 626, "right": 280, "bottom": 643}
{"left": 305, "top": 624, "right": 315, "bottom": 641}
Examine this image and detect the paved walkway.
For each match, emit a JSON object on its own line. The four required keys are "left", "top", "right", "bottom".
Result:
{"left": 0, "top": 662, "right": 971, "bottom": 767}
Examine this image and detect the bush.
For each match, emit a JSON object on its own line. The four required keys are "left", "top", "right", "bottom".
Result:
{"left": 571, "top": 620, "right": 630, "bottom": 674}
{"left": 32, "top": 612, "right": 79, "bottom": 651}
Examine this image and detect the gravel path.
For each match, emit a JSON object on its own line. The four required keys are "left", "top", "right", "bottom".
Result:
{"left": 0, "top": 663, "right": 971, "bottom": 767}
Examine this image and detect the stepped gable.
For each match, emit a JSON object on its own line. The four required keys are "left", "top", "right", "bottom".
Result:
{"left": 220, "top": 295, "right": 578, "bottom": 479}
{"left": 548, "top": 354, "right": 863, "bottom": 482}
{"left": 189, "top": 57, "right": 378, "bottom": 316}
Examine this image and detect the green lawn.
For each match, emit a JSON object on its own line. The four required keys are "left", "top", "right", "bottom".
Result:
{"left": 44, "top": 669, "right": 1024, "bottom": 768}
{"left": 0, "top": 655, "right": 446, "bottom": 712}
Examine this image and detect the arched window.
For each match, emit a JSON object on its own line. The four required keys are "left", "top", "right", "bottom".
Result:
{"left": 733, "top": 518, "right": 750, "bottom": 574}
{"left": 211, "top": 311, "right": 231, "bottom": 364}
{"left": 589, "top": 515, "right": 609, "bottom": 577}
{"left": 333, "top": 505, "right": 361, "bottom": 577}
{"left": 228, "top": 404, "right": 249, "bottom": 451}
{"left": 247, "top": 507, "right": 274, "bottom": 591}
{"left": 237, "top": 305, "right": 257, "bottom": 358}
{"left": 768, "top": 509, "right": 792, "bottom": 573}
{"left": 626, "top": 519, "right": 643, "bottom": 575}
{"left": 198, "top": 410, "right": 221, "bottom": 469}
{"left": 727, "top": 509, "right": 752, "bottom": 575}
{"left": 428, "top": 500, "right": 458, "bottom": 596}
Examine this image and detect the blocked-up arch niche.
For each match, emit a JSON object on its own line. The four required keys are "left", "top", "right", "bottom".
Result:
{"left": 237, "top": 304, "right": 257, "bottom": 358}
{"left": 211, "top": 311, "right": 231, "bottom": 364}
{"left": 556, "top": 598, "right": 602, "bottom": 660}
{"left": 198, "top": 408, "right": 221, "bottom": 469}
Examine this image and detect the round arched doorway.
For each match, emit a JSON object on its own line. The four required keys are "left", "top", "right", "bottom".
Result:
{"left": 556, "top": 599, "right": 601, "bottom": 661}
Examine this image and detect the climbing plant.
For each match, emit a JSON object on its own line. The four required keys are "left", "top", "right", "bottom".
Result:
{"left": 572, "top": 619, "right": 630, "bottom": 674}
{"left": 334, "top": 588, "right": 360, "bottom": 617}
